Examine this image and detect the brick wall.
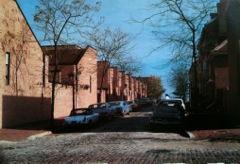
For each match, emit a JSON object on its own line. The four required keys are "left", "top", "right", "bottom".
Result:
{"left": 226, "top": 0, "right": 240, "bottom": 115}
{"left": 215, "top": 68, "right": 229, "bottom": 89}
{"left": 77, "top": 46, "right": 97, "bottom": 108}
{"left": 0, "top": 0, "right": 50, "bottom": 128}
{"left": 97, "top": 61, "right": 109, "bottom": 89}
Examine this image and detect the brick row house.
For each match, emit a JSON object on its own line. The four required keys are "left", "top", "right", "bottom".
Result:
{"left": 0, "top": 0, "right": 51, "bottom": 128}
{"left": 190, "top": 0, "right": 240, "bottom": 118}
{"left": 97, "top": 61, "right": 148, "bottom": 103}
{"left": 42, "top": 45, "right": 98, "bottom": 118}
{"left": 0, "top": 0, "right": 148, "bottom": 128}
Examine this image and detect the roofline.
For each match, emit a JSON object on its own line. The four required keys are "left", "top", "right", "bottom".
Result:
{"left": 41, "top": 45, "right": 82, "bottom": 49}
{"left": 16, "top": 1, "right": 42, "bottom": 48}
{"left": 210, "top": 39, "right": 228, "bottom": 54}
{"left": 86, "top": 45, "right": 97, "bottom": 52}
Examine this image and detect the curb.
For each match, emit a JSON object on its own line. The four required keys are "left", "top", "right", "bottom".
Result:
{"left": 28, "top": 131, "right": 52, "bottom": 140}
{"left": 0, "top": 140, "right": 15, "bottom": 144}
{"left": 186, "top": 131, "right": 195, "bottom": 139}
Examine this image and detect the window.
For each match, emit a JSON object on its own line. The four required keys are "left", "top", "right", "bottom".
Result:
{"left": 5, "top": 52, "right": 10, "bottom": 85}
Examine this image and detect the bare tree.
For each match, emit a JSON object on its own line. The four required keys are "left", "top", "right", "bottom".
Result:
{"left": 88, "top": 28, "right": 137, "bottom": 102}
{"left": 113, "top": 55, "right": 143, "bottom": 75}
{"left": 34, "top": 0, "right": 101, "bottom": 127}
{"left": 133, "top": 0, "right": 217, "bottom": 108}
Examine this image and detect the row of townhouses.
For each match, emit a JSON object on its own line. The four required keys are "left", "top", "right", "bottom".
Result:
{"left": 0, "top": 0, "right": 147, "bottom": 128}
{"left": 190, "top": 0, "right": 240, "bottom": 118}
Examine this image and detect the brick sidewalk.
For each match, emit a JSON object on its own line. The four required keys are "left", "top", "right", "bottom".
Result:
{"left": 0, "top": 129, "right": 49, "bottom": 142}
{"left": 187, "top": 128, "right": 240, "bottom": 140}
{"left": 1, "top": 118, "right": 240, "bottom": 142}
{"left": 0, "top": 119, "right": 63, "bottom": 142}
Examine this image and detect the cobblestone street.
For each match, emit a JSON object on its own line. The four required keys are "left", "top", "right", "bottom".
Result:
{"left": 1, "top": 107, "right": 240, "bottom": 163}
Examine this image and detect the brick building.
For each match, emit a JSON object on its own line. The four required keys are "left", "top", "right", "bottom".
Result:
{"left": 108, "top": 67, "right": 118, "bottom": 102}
{"left": 97, "top": 62, "right": 148, "bottom": 102}
{"left": 190, "top": 0, "right": 240, "bottom": 117}
{"left": 226, "top": 0, "right": 240, "bottom": 116}
{"left": 0, "top": 0, "right": 51, "bottom": 128}
{"left": 43, "top": 45, "right": 98, "bottom": 117}
{"left": 97, "top": 61, "right": 110, "bottom": 102}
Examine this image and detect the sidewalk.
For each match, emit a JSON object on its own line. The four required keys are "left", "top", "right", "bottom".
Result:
{"left": 187, "top": 128, "right": 240, "bottom": 140}
{"left": 185, "top": 111, "right": 240, "bottom": 140}
{"left": 0, "top": 129, "right": 51, "bottom": 142}
{"left": 0, "top": 119, "right": 63, "bottom": 142}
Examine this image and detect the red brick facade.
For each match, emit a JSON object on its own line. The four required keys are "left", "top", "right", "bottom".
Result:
{"left": 191, "top": 0, "right": 240, "bottom": 116}
{"left": 226, "top": 0, "right": 240, "bottom": 116}
{"left": 0, "top": 0, "right": 51, "bottom": 128}
{"left": 43, "top": 45, "right": 98, "bottom": 117}
{"left": 97, "top": 64, "right": 148, "bottom": 102}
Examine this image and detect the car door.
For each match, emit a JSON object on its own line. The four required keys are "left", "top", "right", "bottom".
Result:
{"left": 122, "top": 101, "right": 127, "bottom": 113}
{"left": 91, "top": 109, "right": 99, "bottom": 123}
{"left": 125, "top": 101, "right": 131, "bottom": 113}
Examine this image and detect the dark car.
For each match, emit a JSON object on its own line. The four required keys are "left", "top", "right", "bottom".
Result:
{"left": 140, "top": 98, "right": 152, "bottom": 107}
{"left": 127, "top": 100, "right": 139, "bottom": 110}
{"left": 149, "top": 99, "right": 186, "bottom": 127}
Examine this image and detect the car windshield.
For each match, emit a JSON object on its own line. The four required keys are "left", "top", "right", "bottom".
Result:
{"left": 89, "top": 103, "right": 106, "bottom": 109}
{"left": 109, "top": 102, "right": 120, "bottom": 106}
{"left": 159, "top": 101, "right": 180, "bottom": 107}
{"left": 70, "top": 109, "right": 93, "bottom": 116}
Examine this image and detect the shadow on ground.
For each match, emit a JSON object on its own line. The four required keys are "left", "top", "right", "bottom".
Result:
{"left": 183, "top": 112, "right": 239, "bottom": 131}
{"left": 9, "top": 106, "right": 239, "bottom": 139}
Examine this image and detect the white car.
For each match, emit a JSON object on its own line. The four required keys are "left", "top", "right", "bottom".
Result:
{"left": 88, "top": 103, "right": 116, "bottom": 121}
{"left": 63, "top": 108, "right": 99, "bottom": 127}
{"left": 109, "top": 101, "right": 131, "bottom": 116}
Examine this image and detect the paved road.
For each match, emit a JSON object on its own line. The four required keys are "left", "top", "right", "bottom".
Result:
{"left": 1, "top": 106, "right": 240, "bottom": 163}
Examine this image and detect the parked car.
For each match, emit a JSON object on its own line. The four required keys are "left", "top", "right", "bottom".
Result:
{"left": 140, "top": 98, "right": 152, "bottom": 106}
{"left": 109, "top": 101, "right": 131, "bottom": 116}
{"left": 160, "top": 98, "right": 186, "bottom": 111}
{"left": 127, "top": 100, "right": 139, "bottom": 110}
{"left": 63, "top": 108, "right": 99, "bottom": 127}
{"left": 134, "top": 99, "right": 142, "bottom": 109}
{"left": 149, "top": 99, "right": 186, "bottom": 127}
{"left": 88, "top": 103, "right": 116, "bottom": 121}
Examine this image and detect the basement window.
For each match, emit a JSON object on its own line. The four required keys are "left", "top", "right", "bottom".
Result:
{"left": 5, "top": 52, "right": 10, "bottom": 85}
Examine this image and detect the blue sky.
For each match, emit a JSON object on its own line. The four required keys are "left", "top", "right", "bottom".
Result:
{"left": 17, "top": 0, "right": 173, "bottom": 96}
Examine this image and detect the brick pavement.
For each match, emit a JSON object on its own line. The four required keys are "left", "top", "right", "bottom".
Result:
{"left": 0, "top": 129, "right": 49, "bottom": 142}
{"left": 187, "top": 128, "right": 240, "bottom": 140}
{"left": 1, "top": 110, "right": 240, "bottom": 163}
{"left": 0, "top": 119, "right": 63, "bottom": 142}
{"left": 1, "top": 132, "right": 240, "bottom": 163}
{"left": 1, "top": 116, "right": 240, "bottom": 142}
